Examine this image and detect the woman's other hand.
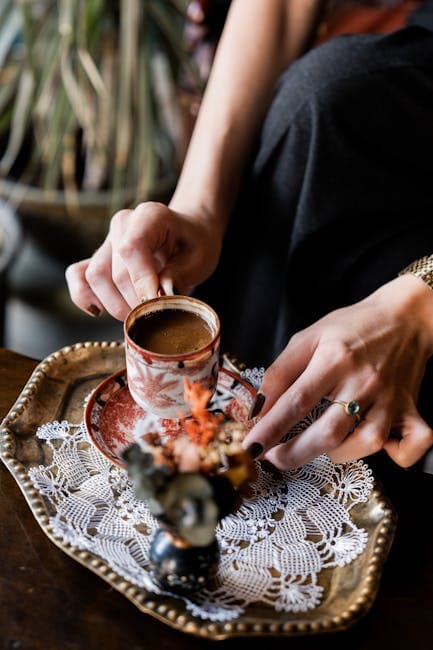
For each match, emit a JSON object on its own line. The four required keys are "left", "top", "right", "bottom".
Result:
{"left": 243, "top": 274, "right": 433, "bottom": 469}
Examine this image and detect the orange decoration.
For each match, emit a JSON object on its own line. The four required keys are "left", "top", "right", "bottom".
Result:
{"left": 179, "top": 378, "right": 224, "bottom": 446}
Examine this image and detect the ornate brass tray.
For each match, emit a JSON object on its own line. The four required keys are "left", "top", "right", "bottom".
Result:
{"left": 0, "top": 341, "right": 397, "bottom": 640}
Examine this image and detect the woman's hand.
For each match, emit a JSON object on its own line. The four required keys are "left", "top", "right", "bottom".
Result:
{"left": 65, "top": 202, "right": 224, "bottom": 320}
{"left": 243, "top": 274, "right": 433, "bottom": 469}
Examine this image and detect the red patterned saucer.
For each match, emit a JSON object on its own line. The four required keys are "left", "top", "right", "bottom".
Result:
{"left": 84, "top": 367, "right": 257, "bottom": 468}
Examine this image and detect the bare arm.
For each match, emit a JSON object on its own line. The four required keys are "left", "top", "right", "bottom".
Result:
{"left": 66, "top": 0, "right": 325, "bottom": 315}
{"left": 171, "top": 0, "right": 326, "bottom": 231}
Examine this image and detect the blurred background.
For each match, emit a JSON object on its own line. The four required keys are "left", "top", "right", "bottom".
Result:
{"left": 0, "top": 0, "right": 229, "bottom": 358}
{"left": 0, "top": 0, "right": 422, "bottom": 359}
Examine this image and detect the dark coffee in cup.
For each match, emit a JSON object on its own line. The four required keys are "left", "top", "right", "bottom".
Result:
{"left": 125, "top": 295, "right": 220, "bottom": 417}
{"left": 129, "top": 309, "right": 213, "bottom": 355}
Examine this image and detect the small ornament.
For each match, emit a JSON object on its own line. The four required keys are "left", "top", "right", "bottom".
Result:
{"left": 122, "top": 378, "right": 256, "bottom": 595}
{"left": 346, "top": 400, "right": 361, "bottom": 416}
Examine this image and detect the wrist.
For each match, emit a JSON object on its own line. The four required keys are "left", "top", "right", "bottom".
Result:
{"left": 396, "top": 254, "right": 433, "bottom": 355}
{"left": 378, "top": 274, "right": 433, "bottom": 356}
{"left": 169, "top": 189, "right": 230, "bottom": 238}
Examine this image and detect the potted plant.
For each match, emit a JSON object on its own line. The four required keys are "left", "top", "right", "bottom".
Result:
{"left": 0, "top": 0, "right": 198, "bottom": 262}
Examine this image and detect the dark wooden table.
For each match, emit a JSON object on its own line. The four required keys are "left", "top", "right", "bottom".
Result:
{"left": 1, "top": 348, "right": 433, "bottom": 650}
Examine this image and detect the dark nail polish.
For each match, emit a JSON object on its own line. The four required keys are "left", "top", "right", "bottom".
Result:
{"left": 87, "top": 304, "right": 101, "bottom": 318}
{"left": 247, "top": 442, "right": 264, "bottom": 459}
{"left": 249, "top": 393, "right": 266, "bottom": 419}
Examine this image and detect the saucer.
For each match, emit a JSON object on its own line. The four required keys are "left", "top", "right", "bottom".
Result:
{"left": 84, "top": 367, "right": 257, "bottom": 467}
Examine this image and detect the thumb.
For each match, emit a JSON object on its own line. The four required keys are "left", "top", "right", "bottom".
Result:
{"left": 163, "top": 250, "right": 210, "bottom": 297}
{"left": 158, "top": 269, "right": 174, "bottom": 296}
{"left": 384, "top": 406, "right": 433, "bottom": 468}
{"left": 161, "top": 260, "right": 190, "bottom": 296}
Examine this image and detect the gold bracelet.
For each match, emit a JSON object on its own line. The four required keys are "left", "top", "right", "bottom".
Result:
{"left": 399, "top": 254, "right": 433, "bottom": 290}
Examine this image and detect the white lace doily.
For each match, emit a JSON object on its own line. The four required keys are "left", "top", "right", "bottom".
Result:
{"left": 28, "top": 369, "right": 374, "bottom": 622}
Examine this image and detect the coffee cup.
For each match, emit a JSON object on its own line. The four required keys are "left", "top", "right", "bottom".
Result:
{"left": 124, "top": 295, "right": 220, "bottom": 418}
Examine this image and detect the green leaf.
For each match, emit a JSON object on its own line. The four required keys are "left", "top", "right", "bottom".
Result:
{"left": 0, "top": 0, "right": 190, "bottom": 209}
{"left": 136, "top": 22, "right": 155, "bottom": 201}
{"left": 0, "top": 0, "right": 13, "bottom": 26}
{"left": 40, "top": 88, "right": 73, "bottom": 191}
{"left": 111, "top": 0, "right": 141, "bottom": 211}
{"left": 147, "top": 1, "right": 194, "bottom": 75}
{"left": 0, "top": 67, "right": 34, "bottom": 175}
{"left": 0, "top": 7, "right": 21, "bottom": 70}
{"left": 0, "top": 65, "right": 20, "bottom": 117}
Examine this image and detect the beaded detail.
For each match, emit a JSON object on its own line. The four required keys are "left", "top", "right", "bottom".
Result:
{"left": 399, "top": 254, "right": 433, "bottom": 290}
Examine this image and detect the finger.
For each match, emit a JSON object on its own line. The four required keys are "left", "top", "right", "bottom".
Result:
{"left": 111, "top": 251, "right": 141, "bottom": 308}
{"left": 384, "top": 408, "right": 433, "bottom": 468}
{"left": 243, "top": 345, "right": 347, "bottom": 454}
{"left": 249, "top": 330, "right": 318, "bottom": 419}
{"left": 328, "top": 400, "right": 392, "bottom": 464}
{"left": 161, "top": 246, "right": 198, "bottom": 295}
{"left": 264, "top": 389, "right": 374, "bottom": 470}
{"left": 117, "top": 206, "right": 168, "bottom": 301}
{"left": 163, "top": 258, "right": 194, "bottom": 297}
{"left": 109, "top": 210, "right": 143, "bottom": 306}
{"left": 110, "top": 208, "right": 166, "bottom": 303}
{"left": 159, "top": 269, "right": 174, "bottom": 296}
{"left": 85, "top": 240, "right": 132, "bottom": 320}
{"left": 120, "top": 244, "right": 162, "bottom": 302}
{"left": 65, "top": 260, "right": 104, "bottom": 317}
{"left": 154, "top": 249, "right": 168, "bottom": 274}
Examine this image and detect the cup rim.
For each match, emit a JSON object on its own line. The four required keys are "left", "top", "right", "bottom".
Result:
{"left": 124, "top": 295, "right": 221, "bottom": 362}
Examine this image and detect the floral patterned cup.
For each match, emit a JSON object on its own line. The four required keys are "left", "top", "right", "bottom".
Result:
{"left": 124, "top": 296, "right": 220, "bottom": 419}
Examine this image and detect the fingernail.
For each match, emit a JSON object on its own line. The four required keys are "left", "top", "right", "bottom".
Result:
{"left": 261, "top": 458, "right": 277, "bottom": 473}
{"left": 249, "top": 393, "right": 266, "bottom": 419}
{"left": 87, "top": 304, "right": 101, "bottom": 318}
{"left": 247, "top": 442, "right": 264, "bottom": 459}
